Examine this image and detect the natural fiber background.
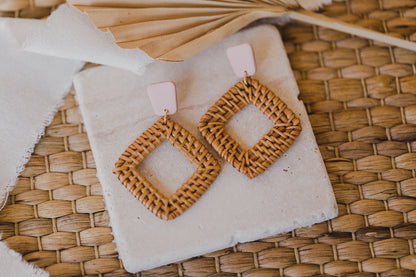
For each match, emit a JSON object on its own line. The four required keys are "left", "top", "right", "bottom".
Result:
{"left": 2, "top": 0, "right": 416, "bottom": 276}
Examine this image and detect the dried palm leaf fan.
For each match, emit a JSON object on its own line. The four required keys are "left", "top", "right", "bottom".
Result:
{"left": 68, "top": 0, "right": 416, "bottom": 62}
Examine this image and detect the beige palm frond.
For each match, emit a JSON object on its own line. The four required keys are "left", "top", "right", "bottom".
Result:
{"left": 68, "top": 0, "right": 416, "bottom": 62}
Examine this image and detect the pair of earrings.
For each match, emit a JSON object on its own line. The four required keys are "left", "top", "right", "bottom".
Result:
{"left": 113, "top": 43, "right": 302, "bottom": 220}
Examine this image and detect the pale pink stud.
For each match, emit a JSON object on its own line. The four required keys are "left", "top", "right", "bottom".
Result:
{"left": 147, "top": 81, "right": 177, "bottom": 116}
{"left": 226, "top": 43, "right": 256, "bottom": 78}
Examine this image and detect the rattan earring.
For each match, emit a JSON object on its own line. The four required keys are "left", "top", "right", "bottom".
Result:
{"left": 198, "top": 43, "right": 302, "bottom": 179}
{"left": 113, "top": 82, "right": 221, "bottom": 220}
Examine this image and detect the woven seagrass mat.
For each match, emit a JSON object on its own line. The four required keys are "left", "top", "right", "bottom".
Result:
{"left": 3, "top": 0, "right": 416, "bottom": 276}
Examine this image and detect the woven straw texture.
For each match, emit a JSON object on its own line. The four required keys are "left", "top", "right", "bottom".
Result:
{"left": 2, "top": 0, "right": 416, "bottom": 276}
{"left": 327, "top": 0, "right": 416, "bottom": 42}
{"left": 198, "top": 77, "right": 301, "bottom": 179}
{"left": 113, "top": 116, "right": 220, "bottom": 221}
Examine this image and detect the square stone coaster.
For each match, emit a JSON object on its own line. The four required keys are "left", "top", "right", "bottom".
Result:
{"left": 74, "top": 25, "right": 338, "bottom": 272}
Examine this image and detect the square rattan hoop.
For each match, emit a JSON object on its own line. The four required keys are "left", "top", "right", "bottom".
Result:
{"left": 113, "top": 116, "right": 221, "bottom": 220}
{"left": 198, "top": 77, "right": 302, "bottom": 179}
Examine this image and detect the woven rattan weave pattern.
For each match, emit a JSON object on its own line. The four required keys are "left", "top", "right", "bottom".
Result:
{"left": 2, "top": 0, "right": 416, "bottom": 276}
{"left": 198, "top": 77, "right": 301, "bottom": 179}
{"left": 113, "top": 116, "right": 220, "bottom": 221}
{"left": 325, "top": 0, "right": 416, "bottom": 43}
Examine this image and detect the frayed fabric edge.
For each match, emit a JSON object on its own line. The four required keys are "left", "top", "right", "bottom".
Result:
{"left": 1, "top": 98, "right": 65, "bottom": 210}
{"left": 0, "top": 238, "right": 49, "bottom": 277}
{"left": 0, "top": 62, "right": 85, "bottom": 211}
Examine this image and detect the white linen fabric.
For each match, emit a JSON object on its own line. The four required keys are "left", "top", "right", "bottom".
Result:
{"left": 23, "top": 4, "right": 153, "bottom": 75}
{"left": 0, "top": 240, "right": 48, "bottom": 277}
{"left": 74, "top": 25, "right": 338, "bottom": 272}
{"left": 0, "top": 18, "right": 84, "bottom": 209}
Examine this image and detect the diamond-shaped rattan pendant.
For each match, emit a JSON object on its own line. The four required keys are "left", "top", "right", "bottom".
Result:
{"left": 198, "top": 77, "right": 302, "bottom": 179}
{"left": 113, "top": 116, "right": 221, "bottom": 220}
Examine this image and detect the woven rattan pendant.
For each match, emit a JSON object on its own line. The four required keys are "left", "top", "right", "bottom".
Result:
{"left": 113, "top": 82, "right": 220, "bottom": 220}
{"left": 198, "top": 43, "right": 301, "bottom": 179}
